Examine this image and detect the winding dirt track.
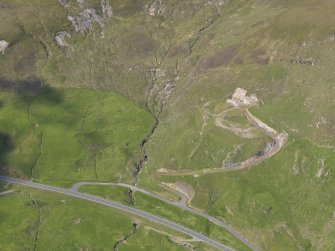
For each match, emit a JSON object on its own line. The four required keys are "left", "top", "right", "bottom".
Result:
{"left": 69, "top": 105, "right": 286, "bottom": 251}
{"left": 0, "top": 95, "right": 285, "bottom": 251}
{"left": 157, "top": 107, "right": 288, "bottom": 176}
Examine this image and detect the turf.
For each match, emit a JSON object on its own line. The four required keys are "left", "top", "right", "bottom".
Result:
{"left": 0, "top": 88, "right": 154, "bottom": 183}
{"left": 157, "top": 136, "right": 335, "bottom": 250}
{"left": 0, "top": 185, "right": 206, "bottom": 251}
{"left": 79, "top": 184, "right": 251, "bottom": 251}
{"left": 1, "top": 0, "right": 335, "bottom": 250}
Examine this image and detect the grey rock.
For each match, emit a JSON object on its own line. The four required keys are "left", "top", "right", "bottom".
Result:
{"left": 57, "top": 0, "right": 67, "bottom": 7}
{"left": 55, "top": 31, "right": 71, "bottom": 47}
{"left": 101, "top": 0, "right": 113, "bottom": 19}
{"left": 0, "top": 40, "right": 9, "bottom": 55}
{"left": 67, "top": 8, "right": 104, "bottom": 33}
{"left": 77, "top": 0, "right": 85, "bottom": 8}
{"left": 207, "top": 0, "right": 225, "bottom": 6}
{"left": 291, "top": 57, "right": 320, "bottom": 66}
{"left": 147, "top": 0, "right": 164, "bottom": 16}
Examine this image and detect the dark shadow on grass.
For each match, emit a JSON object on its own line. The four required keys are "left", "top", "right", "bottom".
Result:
{"left": 0, "top": 133, "right": 14, "bottom": 181}
{"left": 0, "top": 77, "right": 63, "bottom": 104}
{"left": 0, "top": 77, "right": 64, "bottom": 179}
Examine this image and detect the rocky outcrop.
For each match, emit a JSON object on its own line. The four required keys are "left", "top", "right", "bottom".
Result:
{"left": 147, "top": 0, "right": 164, "bottom": 16}
{"left": 0, "top": 40, "right": 9, "bottom": 55}
{"left": 57, "top": 0, "right": 67, "bottom": 7}
{"left": 59, "top": 0, "right": 112, "bottom": 36}
{"left": 54, "top": 31, "right": 71, "bottom": 47}
{"left": 207, "top": 0, "right": 225, "bottom": 6}
{"left": 290, "top": 57, "right": 320, "bottom": 66}
{"left": 101, "top": 0, "right": 113, "bottom": 19}
{"left": 67, "top": 9, "right": 104, "bottom": 33}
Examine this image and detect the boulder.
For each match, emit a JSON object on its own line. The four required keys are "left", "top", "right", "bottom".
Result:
{"left": 0, "top": 40, "right": 9, "bottom": 55}
{"left": 55, "top": 31, "right": 71, "bottom": 47}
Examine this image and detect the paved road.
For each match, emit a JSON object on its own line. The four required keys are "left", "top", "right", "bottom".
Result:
{"left": 70, "top": 181, "right": 189, "bottom": 206}
{"left": 71, "top": 181, "right": 258, "bottom": 251}
{"left": 0, "top": 176, "right": 233, "bottom": 251}
{"left": 71, "top": 181, "right": 189, "bottom": 206}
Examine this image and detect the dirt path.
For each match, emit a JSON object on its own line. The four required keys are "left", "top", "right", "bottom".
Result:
{"left": 215, "top": 107, "right": 259, "bottom": 139}
{"left": 157, "top": 104, "right": 288, "bottom": 176}
{"left": 0, "top": 189, "right": 15, "bottom": 196}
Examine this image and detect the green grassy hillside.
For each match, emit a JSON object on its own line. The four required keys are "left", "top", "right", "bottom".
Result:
{"left": 0, "top": 184, "right": 210, "bottom": 251}
{"left": 1, "top": 0, "right": 335, "bottom": 250}
{"left": 0, "top": 87, "right": 153, "bottom": 183}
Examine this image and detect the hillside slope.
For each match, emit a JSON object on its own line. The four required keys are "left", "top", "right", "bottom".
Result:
{"left": 1, "top": 0, "right": 335, "bottom": 250}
